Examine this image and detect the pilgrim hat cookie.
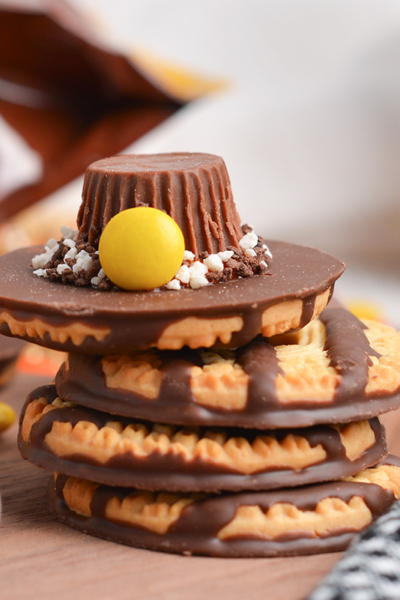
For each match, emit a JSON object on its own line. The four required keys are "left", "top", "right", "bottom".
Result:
{"left": 48, "top": 457, "right": 400, "bottom": 557}
{"left": 19, "top": 384, "right": 387, "bottom": 492}
{"left": 14, "top": 151, "right": 395, "bottom": 557}
{"left": 56, "top": 305, "right": 400, "bottom": 428}
{"left": 0, "top": 154, "right": 344, "bottom": 354}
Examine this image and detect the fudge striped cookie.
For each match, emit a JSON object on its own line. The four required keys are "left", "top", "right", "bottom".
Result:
{"left": 56, "top": 307, "right": 400, "bottom": 428}
{"left": 48, "top": 457, "right": 400, "bottom": 557}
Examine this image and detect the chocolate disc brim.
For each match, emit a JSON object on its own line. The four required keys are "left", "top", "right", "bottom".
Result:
{"left": 19, "top": 385, "right": 387, "bottom": 492}
{"left": 48, "top": 459, "right": 400, "bottom": 557}
{"left": 0, "top": 242, "right": 344, "bottom": 354}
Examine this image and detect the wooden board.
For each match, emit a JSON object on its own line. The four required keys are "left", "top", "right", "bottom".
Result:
{"left": 1, "top": 373, "right": 400, "bottom": 600}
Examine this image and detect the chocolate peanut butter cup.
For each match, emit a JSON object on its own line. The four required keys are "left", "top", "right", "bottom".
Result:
{"left": 19, "top": 384, "right": 387, "bottom": 492}
{"left": 78, "top": 153, "right": 243, "bottom": 254}
{"left": 48, "top": 457, "right": 400, "bottom": 557}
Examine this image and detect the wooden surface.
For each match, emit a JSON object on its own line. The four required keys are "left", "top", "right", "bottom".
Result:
{"left": 1, "top": 374, "right": 400, "bottom": 600}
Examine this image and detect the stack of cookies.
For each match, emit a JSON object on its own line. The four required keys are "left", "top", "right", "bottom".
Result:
{"left": 1, "top": 153, "right": 400, "bottom": 557}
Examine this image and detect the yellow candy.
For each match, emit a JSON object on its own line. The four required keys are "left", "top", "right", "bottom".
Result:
{"left": 99, "top": 207, "right": 185, "bottom": 290}
{"left": 0, "top": 401, "right": 16, "bottom": 433}
{"left": 346, "top": 300, "right": 384, "bottom": 323}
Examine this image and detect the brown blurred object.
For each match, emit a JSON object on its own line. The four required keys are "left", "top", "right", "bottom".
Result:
{"left": 0, "top": 0, "right": 220, "bottom": 223}
{"left": 0, "top": 334, "right": 25, "bottom": 388}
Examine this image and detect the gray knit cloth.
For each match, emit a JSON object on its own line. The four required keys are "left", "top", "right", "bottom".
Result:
{"left": 306, "top": 501, "right": 400, "bottom": 600}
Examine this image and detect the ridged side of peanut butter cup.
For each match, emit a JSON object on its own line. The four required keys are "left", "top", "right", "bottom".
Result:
{"left": 77, "top": 153, "right": 243, "bottom": 254}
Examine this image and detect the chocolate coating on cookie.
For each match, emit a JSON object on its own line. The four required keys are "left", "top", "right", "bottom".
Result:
{"left": 19, "top": 385, "right": 387, "bottom": 492}
{"left": 57, "top": 307, "right": 400, "bottom": 428}
{"left": 78, "top": 153, "right": 243, "bottom": 254}
{"left": 0, "top": 241, "right": 344, "bottom": 354}
{"left": 48, "top": 458, "right": 400, "bottom": 557}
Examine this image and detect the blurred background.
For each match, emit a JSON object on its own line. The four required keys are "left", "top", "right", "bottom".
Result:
{"left": 1, "top": 0, "right": 399, "bottom": 327}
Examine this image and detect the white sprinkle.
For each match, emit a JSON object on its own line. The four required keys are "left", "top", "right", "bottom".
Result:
{"left": 239, "top": 231, "right": 258, "bottom": 250}
{"left": 260, "top": 260, "right": 268, "bottom": 269}
{"left": 189, "top": 275, "right": 209, "bottom": 289}
{"left": 98, "top": 268, "right": 106, "bottom": 280}
{"left": 44, "top": 243, "right": 59, "bottom": 255}
{"left": 204, "top": 254, "right": 224, "bottom": 273}
{"left": 32, "top": 242, "right": 58, "bottom": 268}
{"left": 80, "top": 258, "right": 93, "bottom": 273}
{"left": 91, "top": 276, "right": 100, "bottom": 286}
{"left": 64, "top": 247, "right": 77, "bottom": 260}
{"left": 263, "top": 244, "right": 273, "bottom": 259}
{"left": 56, "top": 263, "right": 71, "bottom": 274}
{"left": 46, "top": 238, "right": 58, "bottom": 249}
{"left": 73, "top": 250, "right": 93, "bottom": 274}
{"left": 175, "top": 264, "right": 190, "bottom": 284}
{"left": 166, "top": 279, "right": 181, "bottom": 290}
{"left": 189, "top": 261, "right": 208, "bottom": 277}
{"left": 183, "top": 250, "right": 195, "bottom": 262}
{"left": 61, "top": 226, "right": 78, "bottom": 240}
{"left": 245, "top": 248, "right": 256, "bottom": 258}
{"left": 33, "top": 268, "right": 48, "bottom": 278}
{"left": 32, "top": 252, "right": 50, "bottom": 269}
{"left": 218, "top": 250, "right": 234, "bottom": 262}
{"left": 63, "top": 238, "right": 76, "bottom": 249}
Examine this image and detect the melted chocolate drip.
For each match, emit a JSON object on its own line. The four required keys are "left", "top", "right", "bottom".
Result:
{"left": 237, "top": 337, "right": 282, "bottom": 411}
{"left": 56, "top": 307, "right": 400, "bottom": 428}
{"left": 320, "top": 306, "right": 381, "bottom": 401}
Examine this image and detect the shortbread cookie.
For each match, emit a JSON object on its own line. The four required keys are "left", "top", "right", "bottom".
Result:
{"left": 57, "top": 306, "right": 400, "bottom": 428}
{"left": 48, "top": 457, "right": 400, "bottom": 557}
{"left": 0, "top": 240, "right": 343, "bottom": 353}
{"left": 19, "top": 385, "right": 387, "bottom": 492}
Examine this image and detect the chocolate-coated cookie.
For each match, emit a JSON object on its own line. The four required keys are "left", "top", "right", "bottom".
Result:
{"left": 19, "top": 384, "right": 387, "bottom": 492}
{"left": 56, "top": 307, "right": 400, "bottom": 428}
{"left": 48, "top": 457, "right": 400, "bottom": 557}
{"left": 0, "top": 241, "right": 343, "bottom": 354}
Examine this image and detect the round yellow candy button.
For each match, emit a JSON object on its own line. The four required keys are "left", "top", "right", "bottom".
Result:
{"left": 0, "top": 401, "right": 16, "bottom": 433}
{"left": 99, "top": 207, "right": 185, "bottom": 290}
